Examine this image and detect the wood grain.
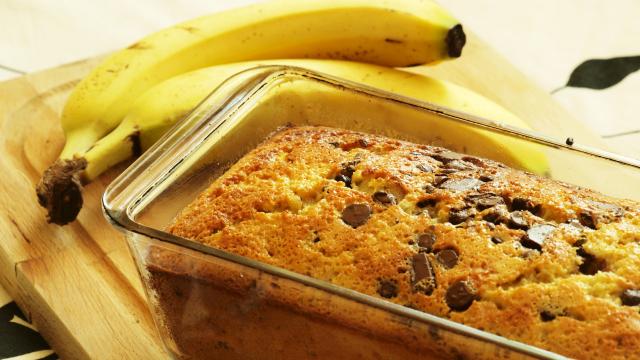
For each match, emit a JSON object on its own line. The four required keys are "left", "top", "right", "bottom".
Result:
{"left": 0, "top": 33, "right": 606, "bottom": 359}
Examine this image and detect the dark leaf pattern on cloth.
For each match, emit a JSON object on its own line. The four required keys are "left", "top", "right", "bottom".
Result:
{"left": 565, "top": 55, "right": 640, "bottom": 90}
{"left": 0, "top": 302, "right": 55, "bottom": 359}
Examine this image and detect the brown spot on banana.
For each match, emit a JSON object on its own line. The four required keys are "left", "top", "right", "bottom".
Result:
{"left": 36, "top": 158, "right": 87, "bottom": 225}
{"left": 128, "top": 129, "right": 142, "bottom": 157}
{"left": 126, "top": 42, "right": 151, "bottom": 50}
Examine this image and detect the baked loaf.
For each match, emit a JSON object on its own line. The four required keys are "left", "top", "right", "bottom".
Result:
{"left": 168, "top": 126, "right": 640, "bottom": 359}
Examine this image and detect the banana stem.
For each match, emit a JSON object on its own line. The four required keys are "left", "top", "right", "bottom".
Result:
{"left": 36, "top": 158, "right": 87, "bottom": 225}
{"left": 36, "top": 122, "right": 139, "bottom": 225}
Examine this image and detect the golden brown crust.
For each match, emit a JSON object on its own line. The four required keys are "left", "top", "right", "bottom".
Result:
{"left": 167, "top": 126, "right": 640, "bottom": 359}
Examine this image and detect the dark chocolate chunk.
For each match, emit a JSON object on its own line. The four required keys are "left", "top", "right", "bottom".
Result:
{"left": 342, "top": 203, "right": 371, "bottom": 228}
{"left": 576, "top": 245, "right": 589, "bottom": 258}
{"left": 483, "top": 211, "right": 503, "bottom": 224}
{"left": 373, "top": 191, "right": 396, "bottom": 205}
{"left": 461, "top": 156, "right": 485, "bottom": 166}
{"left": 590, "top": 200, "right": 624, "bottom": 216}
{"left": 423, "top": 184, "right": 436, "bottom": 193}
{"left": 334, "top": 174, "right": 352, "bottom": 188}
{"left": 417, "top": 164, "right": 433, "bottom": 173}
{"left": 446, "top": 280, "right": 476, "bottom": 311}
{"left": 475, "top": 195, "right": 504, "bottom": 210}
{"left": 578, "top": 211, "right": 596, "bottom": 229}
{"left": 440, "top": 178, "right": 483, "bottom": 192}
{"left": 508, "top": 211, "right": 529, "bottom": 230}
{"left": 436, "top": 249, "right": 459, "bottom": 269}
{"left": 377, "top": 279, "right": 398, "bottom": 298}
{"left": 417, "top": 232, "right": 437, "bottom": 253}
{"left": 438, "top": 168, "right": 459, "bottom": 174}
{"left": 449, "top": 208, "right": 471, "bottom": 225}
{"left": 511, "top": 198, "right": 534, "bottom": 211}
{"left": 433, "top": 175, "right": 449, "bottom": 186}
{"left": 432, "top": 150, "right": 464, "bottom": 163}
{"left": 561, "top": 219, "right": 585, "bottom": 235}
{"left": 521, "top": 224, "right": 556, "bottom": 251}
{"left": 578, "top": 248, "right": 606, "bottom": 275}
{"left": 417, "top": 198, "right": 437, "bottom": 208}
{"left": 412, "top": 253, "right": 436, "bottom": 295}
{"left": 621, "top": 289, "right": 640, "bottom": 306}
{"left": 540, "top": 311, "right": 556, "bottom": 322}
{"left": 340, "top": 162, "right": 357, "bottom": 178}
{"left": 444, "top": 160, "right": 475, "bottom": 171}
{"left": 479, "top": 175, "right": 494, "bottom": 182}
{"left": 491, "top": 236, "right": 503, "bottom": 244}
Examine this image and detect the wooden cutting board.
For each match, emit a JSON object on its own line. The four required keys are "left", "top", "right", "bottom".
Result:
{"left": 0, "top": 34, "right": 608, "bottom": 359}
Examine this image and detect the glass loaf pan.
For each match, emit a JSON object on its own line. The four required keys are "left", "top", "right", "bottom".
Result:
{"left": 102, "top": 66, "right": 640, "bottom": 359}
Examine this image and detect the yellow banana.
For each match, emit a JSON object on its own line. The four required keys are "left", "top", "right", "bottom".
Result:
{"left": 37, "top": 59, "right": 547, "bottom": 225}
{"left": 58, "top": 0, "right": 464, "bottom": 161}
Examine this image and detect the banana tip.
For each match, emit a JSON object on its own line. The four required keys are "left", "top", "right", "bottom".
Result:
{"left": 36, "top": 158, "right": 87, "bottom": 226}
{"left": 446, "top": 24, "right": 466, "bottom": 58}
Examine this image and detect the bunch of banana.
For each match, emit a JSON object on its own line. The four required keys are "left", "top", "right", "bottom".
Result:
{"left": 36, "top": 0, "right": 466, "bottom": 224}
{"left": 35, "top": 0, "right": 531, "bottom": 225}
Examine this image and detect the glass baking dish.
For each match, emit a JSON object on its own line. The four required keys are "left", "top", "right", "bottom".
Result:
{"left": 102, "top": 66, "right": 640, "bottom": 359}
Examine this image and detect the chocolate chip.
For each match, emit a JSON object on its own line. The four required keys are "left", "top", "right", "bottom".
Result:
{"left": 417, "top": 198, "right": 437, "bottom": 208}
{"left": 412, "top": 253, "right": 436, "bottom": 295}
{"left": 377, "top": 279, "right": 398, "bottom": 298}
{"left": 373, "top": 191, "right": 396, "bottom": 205}
{"left": 342, "top": 203, "right": 371, "bottom": 228}
{"left": 508, "top": 211, "right": 529, "bottom": 230}
{"left": 511, "top": 198, "right": 533, "bottom": 211}
{"left": 440, "top": 178, "right": 483, "bottom": 192}
{"left": 479, "top": 175, "right": 494, "bottom": 182}
{"left": 578, "top": 211, "right": 596, "bottom": 229}
{"left": 483, "top": 211, "right": 503, "bottom": 224}
{"left": 417, "top": 164, "right": 433, "bottom": 173}
{"left": 449, "top": 208, "right": 471, "bottom": 225}
{"left": 340, "top": 162, "right": 357, "bottom": 178}
{"left": 621, "top": 289, "right": 640, "bottom": 306}
{"left": 417, "top": 232, "right": 437, "bottom": 252}
{"left": 475, "top": 195, "right": 504, "bottom": 210}
{"left": 432, "top": 150, "right": 463, "bottom": 163}
{"left": 433, "top": 175, "right": 448, "bottom": 186}
{"left": 446, "top": 280, "right": 476, "bottom": 311}
{"left": 540, "top": 311, "right": 556, "bottom": 322}
{"left": 436, "top": 249, "right": 459, "bottom": 269}
{"left": 561, "top": 220, "right": 586, "bottom": 236}
{"left": 462, "top": 156, "right": 485, "bottom": 167}
{"left": 334, "top": 174, "right": 352, "bottom": 188}
{"left": 491, "top": 236, "right": 503, "bottom": 244}
{"left": 579, "top": 252, "right": 606, "bottom": 275}
{"left": 423, "top": 184, "right": 436, "bottom": 193}
{"left": 521, "top": 224, "right": 556, "bottom": 251}
{"left": 444, "top": 160, "right": 475, "bottom": 171}
{"left": 590, "top": 200, "right": 624, "bottom": 216}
